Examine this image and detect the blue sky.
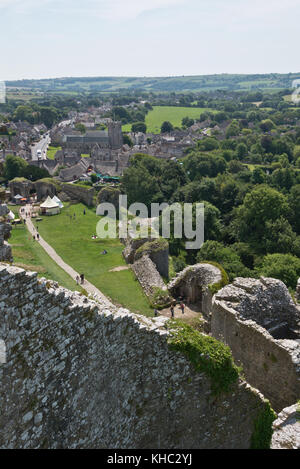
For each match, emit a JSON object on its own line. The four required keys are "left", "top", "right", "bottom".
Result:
{"left": 1, "top": 0, "right": 300, "bottom": 80}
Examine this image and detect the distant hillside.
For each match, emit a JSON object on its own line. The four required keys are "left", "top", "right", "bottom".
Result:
{"left": 6, "top": 73, "right": 300, "bottom": 94}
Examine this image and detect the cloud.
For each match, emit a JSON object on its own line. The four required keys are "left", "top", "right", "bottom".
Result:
{"left": 90, "top": 0, "right": 186, "bottom": 20}
{"left": 0, "top": 0, "right": 186, "bottom": 19}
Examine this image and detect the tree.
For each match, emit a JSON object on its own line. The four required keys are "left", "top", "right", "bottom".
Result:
{"left": 75, "top": 123, "right": 86, "bottom": 134}
{"left": 226, "top": 120, "right": 240, "bottom": 138}
{"left": 161, "top": 121, "right": 173, "bottom": 133}
{"left": 236, "top": 143, "right": 247, "bottom": 160}
{"left": 228, "top": 160, "right": 244, "bottom": 174}
{"left": 197, "top": 137, "right": 219, "bottom": 151}
{"left": 90, "top": 173, "right": 98, "bottom": 184}
{"left": 122, "top": 166, "right": 161, "bottom": 208}
{"left": 131, "top": 122, "right": 147, "bottom": 133}
{"left": 112, "top": 106, "right": 131, "bottom": 122}
{"left": 264, "top": 217, "right": 297, "bottom": 254}
{"left": 182, "top": 116, "right": 194, "bottom": 128}
{"left": 288, "top": 184, "right": 300, "bottom": 234}
{"left": 251, "top": 168, "right": 266, "bottom": 184}
{"left": 257, "top": 253, "right": 300, "bottom": 289}
{"left": 4, "top": 155, "right": 28, "bottom": 181}
{"left": 259, "top": 119, "right": 275, "bottom": 132}
{"left": 232, "top": 185, "right": 290, "bottom": 250}
{"left": 184, "top": 153, "right": 227, "bottom": 180}
{"left": 22, "top": 165, "right": 49, "bottom": 181}
{"left": 122, "top": 134, "right": 133, "bottom": 147}
{"left": 271, "top": 168, "right": 295, "bottom": 191}
{"left": 196, "top": 240, "right": 252, "bottom": 281}
{"left": 39, "top": 106, "right": 58, "bottom": 128}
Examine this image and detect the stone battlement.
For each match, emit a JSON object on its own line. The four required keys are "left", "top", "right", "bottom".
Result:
{"left": 212, "top": 277, "right": 300, "bottom": 412}
{"left": 0, "top": 262, "right": 270, "bottom": 449}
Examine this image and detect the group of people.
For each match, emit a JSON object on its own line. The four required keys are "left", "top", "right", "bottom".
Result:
{"left": 170, "top": 301, "right": 185, "bottom": 318}
{"left": 154, "top": 299, "right": 185, "bottom": 318}
{"left": 76, "top": 274, "right": 85, "bottom": 285}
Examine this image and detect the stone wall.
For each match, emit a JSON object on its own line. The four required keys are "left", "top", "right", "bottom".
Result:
{"left": 134, "top": 239, "right": 169, "bottom": 279}
{"left": 0, "top": 205, "right": 12, "bottom": 263}
{"left": 97, "top": 187, "right": 121, "bottom": 217}
{"left": 35, "top": 180, "right": 58, "bottom": 201}
{"left": 62, "top": 184, "right": 95, "bottom": 207}
{"left": 212, "top": 278, "right": 300, "bottom": 412}
{"left": 296, "top": 278, "right": 300, "bottom": 302}
{"left": 131, "top": 255, "right": 170, "bottom": 303}
{"left": 9, "top": 179, "right": 34, "bottom": 198}
{"left": 271, "top": 404, "right": 300, "bottom": 449}
{"left": 0, "top": 263, "right": 271, "bottom": 449}
{"left": 122, "top": 237, "right": 150, "bottom": 264}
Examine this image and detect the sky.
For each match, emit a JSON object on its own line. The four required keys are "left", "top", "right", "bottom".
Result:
{"left": 1, "top": 0, "right": 300, "bottom": 81}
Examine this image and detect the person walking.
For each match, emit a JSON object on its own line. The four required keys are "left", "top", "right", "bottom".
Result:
{"left": 36, "top": 233, "right": 40, "bottom": 241}
{"left": 76, "top": 275, "right": 80, "bottom": 285}
{"left": 80, "top": 273, "right": 85, "bottom": 285}
{"left": 170, "top": 305, "right": 175, "bottom": 318}
{"left": 180, "top": 302, "right": 185, "bottom": 314}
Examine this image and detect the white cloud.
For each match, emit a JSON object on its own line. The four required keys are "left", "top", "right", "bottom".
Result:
{"left": 0, "top": 0, "right": 186, "bottom": 19}
{"left": 90, "top": 0, "right": 186, "bottom": 20}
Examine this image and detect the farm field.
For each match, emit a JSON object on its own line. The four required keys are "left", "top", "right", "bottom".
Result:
{"left": 6, "top": 73, "right": 300, "bottom": 94}
{"left": 8, "top": 206, "right": 80, "bottom": 291}
{"left": 122, "top": 105, "right": 216, "bottom": 134}
{"left": 31, "top": 203, "right": 153, "bottom": 316}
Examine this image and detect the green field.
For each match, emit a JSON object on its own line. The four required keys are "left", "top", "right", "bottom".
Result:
{"left": 31, "top": 203, "right": 153, "bottom": 316}
{"left": 123, "top": 106, "right": 216, "bottom": 134}
{"left": 6, "top": 72, "right": 300, "bottom": 94}
{"left": 8, "top": 206, "right": 80, "bottom": 291}
{"left": 47, "top": 145, "right": 61, "bottom": 160}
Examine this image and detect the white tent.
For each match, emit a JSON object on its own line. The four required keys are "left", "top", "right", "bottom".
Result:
{"left": 52, "top": 195, "right": 64, "bottom": 209}
{"left": 7, "top": 211, "right": 15, "bottom": 220}
{"left": 40, "top": 196, "right": 60, "bottom": 215}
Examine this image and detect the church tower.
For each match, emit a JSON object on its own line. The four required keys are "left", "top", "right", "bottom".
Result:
{"left": 108, "top": 121, "right": 123, "bottom": 149}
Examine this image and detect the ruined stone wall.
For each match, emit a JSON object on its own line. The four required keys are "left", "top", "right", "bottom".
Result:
{"left": 0, "top": 263, "right": 270, "bottom": 449}
{"left": 0, "top": 205, "right": 12, "bottom": 263}
{"left": 168, "top": 263, "right": 222, "bottom": 315}
{"left": 212, "top": 284, "right": 300, "bottom": 412}
{"left": 271, "top": 404, "right": 300, "bottom": 449}
{"left": 9, "top": 179, "right": 34, "bottom": 198}
{"left": 62, "top": 184, "right": 95, "bottom": 207}
{"left": 131, "top": 255, "right": 168, "bottom": 298}
{"left": 35, "top": 181, "right": 58, "bottom": 201}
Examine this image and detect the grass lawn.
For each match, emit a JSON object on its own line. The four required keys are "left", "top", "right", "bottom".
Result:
{"left": 122, "top": 105, "right": 216, "bottom": 134}
{"left": 8, "top": 206, "right": 80, "bottom": 291}
{"left": 47, "top": 146, "right": 61, "bottom": 160}
{"left": 31, "top": 203, "right": 153, "bottom": 316}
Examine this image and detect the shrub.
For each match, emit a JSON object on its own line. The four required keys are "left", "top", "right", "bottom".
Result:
{"left": 166, "top": 320, "right": 240, "bottom": 395}
{"left": 250, "top": 401, "right": 277, "bottom": 449}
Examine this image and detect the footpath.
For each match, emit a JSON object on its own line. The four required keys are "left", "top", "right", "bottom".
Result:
{"left": 20, "top": 205, "right": 112, "bottom": 306}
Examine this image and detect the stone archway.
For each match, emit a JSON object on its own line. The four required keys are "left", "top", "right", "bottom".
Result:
{"left": 168, "top": 263, "right": 222, "bottom": 313}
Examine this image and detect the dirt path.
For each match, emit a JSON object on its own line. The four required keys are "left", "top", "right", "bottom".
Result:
{"left": 159, "top": 302, "right": 202, "bottom": 320}
{"left": 109, "top": 266, "right": 130, "bottom": 272}
{"left": 20, "top": 205, "right": 113, "bottom": 306}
